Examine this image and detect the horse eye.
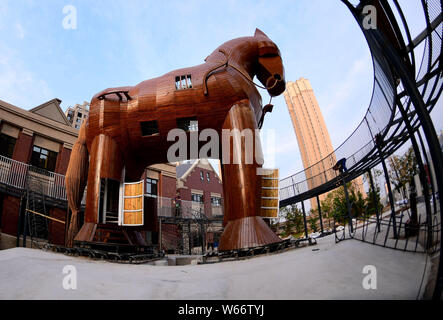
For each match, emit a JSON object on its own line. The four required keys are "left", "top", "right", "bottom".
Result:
{"left": 260, "top": 53, "right": 278, "bottom": 58}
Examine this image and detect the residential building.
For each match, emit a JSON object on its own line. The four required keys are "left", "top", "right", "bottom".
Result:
{"left": 64, "top": 102, "right": 89, "bottom": 129}
{"left": 0, "top": 98, "right": 78, "bottom": 248}
{"left": 176, "top": 159, "right": 224, "bottom": 219}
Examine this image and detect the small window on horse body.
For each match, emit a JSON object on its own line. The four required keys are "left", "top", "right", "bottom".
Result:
{"left": 140, "top": 120, "right": 159, "bottom": 136}
{"left": 175, "top": 75, "right": 192, "bottom": 90}
{"left": 177, "top": 117, "right": 198, "bottom": 132}
{"left": 175, "top": 76, "right": 181, "bottom": 90}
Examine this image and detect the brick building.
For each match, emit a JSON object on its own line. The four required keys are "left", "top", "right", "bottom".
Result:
{"left": 176, "top": 159, "right": 224, "bottom": 219}
{"left": 0, "top": 98, "right": 78, "bottom": 248}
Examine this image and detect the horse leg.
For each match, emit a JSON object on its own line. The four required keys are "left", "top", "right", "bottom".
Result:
{"left": 219, "top": 99, "right": 281, "bottom": 251}
{"left": 75, "top": 134, "right": 124, "bottom": 242}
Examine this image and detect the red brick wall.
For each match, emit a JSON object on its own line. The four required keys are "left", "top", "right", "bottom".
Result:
{"left": 161, "top": 175, "right": 176, "bottom": 199}
{"left": 161, "top": 223, "right": 180, "bottom": 252}
{"left": 55, "top": 147, "right": 72, "bottom": 175}
{"left": 12, "top": 132, "right": 33, "bottom": 163}
{"left": 48, "top": 207, "right": 66, "bottom": 245}
{"left": 144, "top": 197, "right": 158, "bottom": 232}
{"left": 1, "top": 195, "right": 21, "bottom": 236}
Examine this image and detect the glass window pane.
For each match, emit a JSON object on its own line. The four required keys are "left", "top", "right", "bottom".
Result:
{"left": 175, "top": 76, "right": 181, "bottom": 90}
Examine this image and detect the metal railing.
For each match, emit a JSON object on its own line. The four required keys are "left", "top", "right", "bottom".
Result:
{"left": 157, "top": 196, "right": 224, "bottom": 219}
{"left": 0, "top": 154, "right": 67, "bottom": 200}
{"left": 280, "top": 0, "right": 443, "bottom": 204}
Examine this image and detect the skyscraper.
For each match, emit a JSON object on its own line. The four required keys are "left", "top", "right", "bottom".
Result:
{"left": 284, "top": 78, "right": 365, "bottom": 212}
{"left": 284, "top": 78, "right": 336, "bottom": 193}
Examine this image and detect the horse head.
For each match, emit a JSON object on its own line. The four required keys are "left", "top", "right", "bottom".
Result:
{"left": 254, "top": 28, "right": 286, "bottom": 97}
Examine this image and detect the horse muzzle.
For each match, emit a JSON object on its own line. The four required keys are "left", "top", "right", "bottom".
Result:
{"left": 266, "top": 74, "right": 286, "bottom": 97}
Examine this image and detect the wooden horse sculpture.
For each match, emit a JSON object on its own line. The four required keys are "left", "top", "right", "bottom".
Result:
{"left": 65, "top": 28, "right": 286, "bottom": 251}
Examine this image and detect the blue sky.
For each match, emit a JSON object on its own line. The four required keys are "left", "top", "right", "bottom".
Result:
{"left": 0, "top": 0, "right": 440, "bottom": 180}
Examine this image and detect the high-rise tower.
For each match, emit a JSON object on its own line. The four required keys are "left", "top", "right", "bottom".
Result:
{"left": 284, "top": 78, "right": 336, "bottom": 193}
{"left": 284, "top": 78, "right": 365, "bottom": 213}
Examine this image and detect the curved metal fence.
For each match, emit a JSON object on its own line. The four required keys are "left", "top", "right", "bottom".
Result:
{"left": 280, "top": 0, "right": 442, "bottom": 205}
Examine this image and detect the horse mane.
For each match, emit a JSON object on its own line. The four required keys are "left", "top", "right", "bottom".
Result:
{"left": 204, "top": 36, "right": 256, "bottom": 64}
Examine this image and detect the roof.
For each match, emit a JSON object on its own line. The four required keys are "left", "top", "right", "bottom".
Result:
{"left": 176, "top": 160, "right": 197, "bottom": 179}
{"left": 29, "top": 98, "right": 71, "bottom": 126}
{"left": 176, "top": 159, "right": 222, "bottom": 181}
{"left": 0, "top": 98, "right": 79, "bottom": 142}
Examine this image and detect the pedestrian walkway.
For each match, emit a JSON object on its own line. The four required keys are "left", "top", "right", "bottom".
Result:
{"left": 0, "top": 234, "right": 429, "bottom": 299}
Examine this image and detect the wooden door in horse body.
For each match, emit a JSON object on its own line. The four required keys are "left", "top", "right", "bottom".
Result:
{"left": 121, "top": 181, "right": 144, "bottom": 226}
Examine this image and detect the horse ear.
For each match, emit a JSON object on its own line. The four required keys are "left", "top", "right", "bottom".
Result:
{"left": 254, "top": 28, "right": 270, "bottom": 39}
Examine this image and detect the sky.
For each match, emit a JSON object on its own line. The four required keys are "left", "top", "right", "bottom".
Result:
{"left": 0, "top": 0, "right": 441, "bottom": 181}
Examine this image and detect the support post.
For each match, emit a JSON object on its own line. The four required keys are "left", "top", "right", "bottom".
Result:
{"left": 343, "top": 180, "right": 354, "bottom": 234}
{"left": 316, "top": 195, "right": 324, "bottom": 234}
{"left": 395, "top": 100, "right": 433, "bottom": 248}
{"left": 378, "top": 146, "right": 398, "bottom": 239}
{"left": 367, "top": 169, "right": 381, "bottom": 232}
{"left": 22, "top": 208, "right": 28, "bottom": 247}
{"left": 158, "top": 217, "right": 162, "bottom": 252}
{"left": 301, "top": 201, "right": 308, "bottom": 239}
{"left": 188, "top": 221, "right": 192, "bottom": 255}
{"left": 16, "top": 195, "right": 24, "bottom": 247}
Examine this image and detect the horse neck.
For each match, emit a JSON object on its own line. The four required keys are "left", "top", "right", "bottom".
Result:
{"left": 206, "top": 38, "right": 258, "bottom": 79}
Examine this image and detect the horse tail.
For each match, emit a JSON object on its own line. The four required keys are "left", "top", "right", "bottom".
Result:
{"left": 65, "top": 122, "right": 89, "bottom": 247}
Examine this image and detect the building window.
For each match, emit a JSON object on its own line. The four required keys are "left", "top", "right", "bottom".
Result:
{"left": 211, "top": 197, "right": 222, "bottom": 207}
{"left": 206, "top": 172, "right": 210, "bottom": 182}
{"left": 75, "top": 125, "right": 80, "bottom": 129}
{"left": 140, "top": 120, "right": 159, "bottom": 136}
{"left": 191, "top": 193, "right": 203, "bottom": 203}
{"left": 30, "top": 146, "right": 58, "bottom": 172}
{"left": 145, "top": 178, "right": 158, "bottom": 198}
{"left": 0, "top": 133, "right": 16, "bottom": 158}
{"left": 175, "top": 75, "right": 192, "bottom": 90}
{"left": 200, "top": 171, "right": 204, "bottom": 181}
{"left": 77, "top": 112, "right": 82, "bottom": 118}
{"left": 177, "top": 117, "right": 198, "bottom": 132}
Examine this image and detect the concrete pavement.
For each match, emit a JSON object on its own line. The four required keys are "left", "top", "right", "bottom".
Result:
{"left": 0, "top": 234, "right": 430, "bottom": 299}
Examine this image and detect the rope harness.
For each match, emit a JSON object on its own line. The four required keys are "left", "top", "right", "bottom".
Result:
{"left": 203, "top": 49, "right": 282, "bottom": 96}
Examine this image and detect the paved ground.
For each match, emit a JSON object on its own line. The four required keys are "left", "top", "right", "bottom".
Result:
{"left": 0, "top": 235, "right": 430, "bottom": 300}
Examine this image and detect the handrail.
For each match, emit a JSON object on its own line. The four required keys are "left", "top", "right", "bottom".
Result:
{"left": 0, "top": 154, "right": 67, "bottom": 200}
{"left": 280, "top": 0, "right": 443, "bottom": 204}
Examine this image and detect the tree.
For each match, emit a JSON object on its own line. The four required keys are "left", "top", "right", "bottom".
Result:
{"left": 363, "top": 169, "right": 383, "bottom": 217}
{"left": 388, "top": 147, "right": 418, "bottom": 200}
{"left": 320, "top": 181, "right": 366, "bottom": 226}
{"left": 279, "top": 204, "right": 304, "bottom": 237}
{"left": 308, "top": 213, "right": 319, "bottom": 233}
{"left": 388, "top": 147, "right": 420, "bottom": 234}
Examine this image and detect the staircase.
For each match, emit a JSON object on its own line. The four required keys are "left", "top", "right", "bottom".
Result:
{"left": 25, "top": 173, "right": 50, "bottom": 241}
{"left": 181, "top": 222, "right": 191, "bottom": 254}
{"left": 93, "top": 225, "right": 129, "bottom": 244}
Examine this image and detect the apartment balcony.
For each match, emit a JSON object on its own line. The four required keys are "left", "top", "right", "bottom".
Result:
{"left": 157, "top": 197, "right": 223, "bottom": 222}
{"left": 211, "top": 205, "right": 223, "bottom": 218}
{"left": 0, "top": 155, "right": 67, "bottom": 202}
